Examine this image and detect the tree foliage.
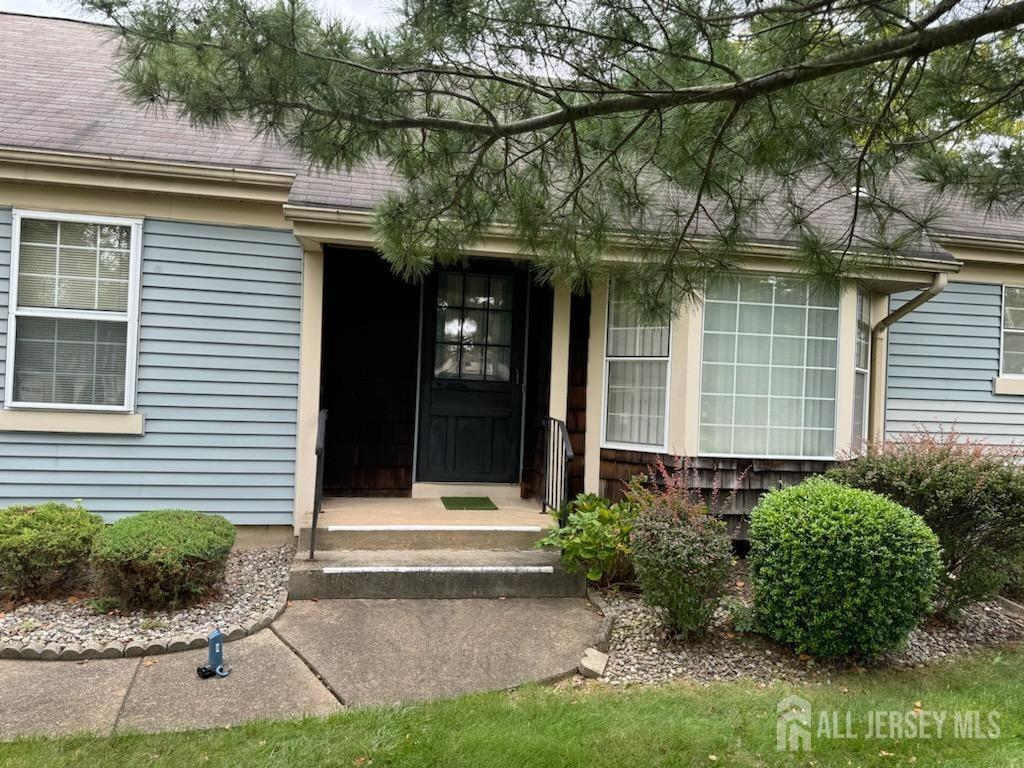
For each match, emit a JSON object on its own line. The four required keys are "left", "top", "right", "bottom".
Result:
{"left": 84, "top": 0, "right": 1024, "bottom": 313}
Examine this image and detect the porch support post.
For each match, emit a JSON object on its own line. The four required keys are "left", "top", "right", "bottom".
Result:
{"left": 584, "top": 279, "right": 608, "bottom": 495}
{"left": 548, "top": 283, "right": 572, "bottom": 423}
{"left": 293, "top": 244, "right": 324, "bottom": 532}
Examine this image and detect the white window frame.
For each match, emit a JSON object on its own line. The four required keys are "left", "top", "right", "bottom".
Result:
{"left": 600, "top": 281, "right": 672, "bottom": 452}
{"left": 4, "top": 209, "right": 143, "bottom": 413}
{"left": 852, "top": 287, "right": 871, "bottom": 452}
{"left": 1000, "top": 284, "right": 1024, "bottom": 378}
{"left": 696, "top": 274, "right": 840, "bottom": 461}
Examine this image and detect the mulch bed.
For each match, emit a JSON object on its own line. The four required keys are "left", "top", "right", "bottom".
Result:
{"left": 0, "top": 545, "right": 292, "bottom": 656}
{"left": 601, "top": 561, "right": 1024, "bottom": 686}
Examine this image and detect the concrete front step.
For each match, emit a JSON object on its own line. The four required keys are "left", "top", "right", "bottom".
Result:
{"left": 289, "top": 549, "right": 584, "bottom": 599}
{"left": 297, "top": 523, "right": 549, "bottom": 551}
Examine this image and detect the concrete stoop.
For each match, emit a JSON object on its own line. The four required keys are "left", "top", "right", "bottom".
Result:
{"left": 297, "top": 523, "right": 548, "bottom": 552}
{"left": 289, "top": 548, "right": 584, "bottom": 599}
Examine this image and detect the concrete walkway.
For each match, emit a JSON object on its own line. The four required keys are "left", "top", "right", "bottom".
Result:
{"left": 0, "top": 598, "right": 600, "bottom": 740}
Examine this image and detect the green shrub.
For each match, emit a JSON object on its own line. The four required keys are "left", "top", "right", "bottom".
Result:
{"left": 538, "top": 493, "right": 637, "bottom": 584}
{"left": 721, "top": 596, "right": 756, "bottom": 634}
{"left": 750, "top": 478, "right": 941, "bottom": 659}
{"left": 1006, "top": 552, "right": 1024, "bottom": 602}
{"left": 0, "top": 502, "right": 102, "bottom": 597}
{"left": 827, "top": 432, "right": 1024, "bottom": 615}
{"left": 627, "top": 459, "right": 735, "bottom": 639}
{"left": 91, "top": 510, "right": 236, "bottom": 608}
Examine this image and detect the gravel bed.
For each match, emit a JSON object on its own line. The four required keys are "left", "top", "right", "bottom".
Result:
{"left": 602, "top": 573, "right": 1024, "bottom": 686}
{"left": 0, "top": 545, "right": 292, "bottom": 652}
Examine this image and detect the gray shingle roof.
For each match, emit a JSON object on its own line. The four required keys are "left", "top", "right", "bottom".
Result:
{"left": 0, "top": 12, "right": 402, "bottom": 210}
{"left": 1, "top": 11, "right": 1022, "bottom": 256}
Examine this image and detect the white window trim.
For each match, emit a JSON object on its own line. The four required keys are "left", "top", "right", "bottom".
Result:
{"left": 852, "top": 287, "right": 870, "bottom": 451}
{"left": 695, "top": 275, "right": 840, "bottom": 462}
{"left": 999, "top": 284, "right": 1024, "bottom": 379}
{"left": 4, "top": 209, "right": 143, "bottom": 413}
{"left": 599, "top": 281, "right": 672, "bottom": 453}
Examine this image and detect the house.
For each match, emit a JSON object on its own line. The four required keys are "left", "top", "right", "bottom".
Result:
{"left": 3, "top": 12, "right": 1024, "bottom": 552}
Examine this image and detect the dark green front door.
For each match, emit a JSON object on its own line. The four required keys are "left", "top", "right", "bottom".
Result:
{"left": 417, "top": 263, "right": 527, "bottom": 482}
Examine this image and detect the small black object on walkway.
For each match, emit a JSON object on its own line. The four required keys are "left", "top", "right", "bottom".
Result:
{"left": 196, "top": 628, "right": 230, "bottom": 679}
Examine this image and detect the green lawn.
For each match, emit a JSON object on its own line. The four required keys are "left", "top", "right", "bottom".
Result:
{"left": 4, "top": 649, "right": 1024, "bottom": 768}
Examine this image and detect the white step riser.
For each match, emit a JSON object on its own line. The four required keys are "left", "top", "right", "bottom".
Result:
{"left": 328, "top": 525, "right": 542, "bottom": 532}
{"left": 322, "top": 565, "right": 555, "bottom": 574}
{"left": 288, "top": 568, "right": 583, "bottom": 599}
{"left": 298, "top": 525, "right": 550, "bottom": 551}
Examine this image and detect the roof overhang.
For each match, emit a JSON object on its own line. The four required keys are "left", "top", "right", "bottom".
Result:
{"left": 932, "top": 231, "right": 1024, "bottom": 263}
{"left": 283, "top": 203, "right": 532, "bottom": 258}
{"left": 0, "top": 147, "right": 295, "bottom": 205}
{"left": 285, "top": 203, "right": 961, "bottom": 291}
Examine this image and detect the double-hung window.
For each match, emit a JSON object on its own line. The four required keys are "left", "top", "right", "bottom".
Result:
{"left": 603, "top": 281, "right": 671, "bottom": 449}
{"left": 1002, "top": 286, "right": 1024, "bottom": 375}
{"left": 5, "top": 211, "right": 142, "bottom": 411}
{"left": 699, "top": 274, "right": 839, "bottom": 458}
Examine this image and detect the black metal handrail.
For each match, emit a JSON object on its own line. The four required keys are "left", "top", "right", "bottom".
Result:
{"left": 542, "top": 416, "right": 574, "bottom": 524}
{"left": 307, "top": 409, "right": 328, "bottom": 561}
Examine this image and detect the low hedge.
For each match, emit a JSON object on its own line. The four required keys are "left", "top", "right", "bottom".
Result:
{"left": 826, "top": 432, "right": 1024, "bottom": 615}
{"left": 0, "top": 502, "right": 103, "bottom": 597}
{"left": 750, "top": 478, "right": 941, "bottom": 659}
{"left": 91, "top": 510, "right": 236, "bottom": 608}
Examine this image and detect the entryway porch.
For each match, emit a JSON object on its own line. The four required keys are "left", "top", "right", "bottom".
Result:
{"left": 291, "top": 494, "right": 579, "bottom": 599}
{"left": 297, "top": 494, "right": 555, "bottom": 551}
{"left": 290, "top": 243, "right": 588, "bottom": 600}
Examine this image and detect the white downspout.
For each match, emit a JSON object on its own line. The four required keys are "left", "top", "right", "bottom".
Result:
{"left": 867, "top": 271, "right": 948, "bottom": 445}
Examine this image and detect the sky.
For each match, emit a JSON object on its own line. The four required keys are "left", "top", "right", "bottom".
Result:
{"left": 0, "top": 0, "right": 397, "bottom": 27}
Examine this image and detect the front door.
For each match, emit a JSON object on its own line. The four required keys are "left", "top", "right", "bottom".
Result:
{"left": 417, "top": 264, "right": 527, "bottom": 482}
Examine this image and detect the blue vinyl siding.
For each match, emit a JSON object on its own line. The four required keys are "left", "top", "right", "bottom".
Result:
{"left": 884, "top": 281, "right": 1024, "bottom": 442}
{"left": 0, "top": 210, "right": 301, "bottom": 523}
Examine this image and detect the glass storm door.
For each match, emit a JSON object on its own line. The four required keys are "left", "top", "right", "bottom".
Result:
{"left": 417, "top": 264, "right": 527, "bottom": 482}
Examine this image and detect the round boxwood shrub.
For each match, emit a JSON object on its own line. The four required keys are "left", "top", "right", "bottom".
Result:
{"left": 749, "top": 477, "right": 941, "bottom": 659}
{"left": 0, "top": 502, "right": 103, "bottom": 597}
{"left": 91, "top": 510, "right": 236, "bottom": 608}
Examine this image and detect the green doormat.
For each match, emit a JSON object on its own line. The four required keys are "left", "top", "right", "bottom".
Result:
{"left": 440, "top": 496, "right": 498, "bottom": 510}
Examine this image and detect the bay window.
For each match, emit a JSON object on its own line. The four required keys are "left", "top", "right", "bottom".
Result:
{"left": 603, "top": 281, "right": 671, "bottom": 449}
{"left": 853, "top": 288, "right": 870, "bottom": 450}
{"left": 5, "top": 211, "right": 141, "bottom": 411}
{"left": 699, "top": 275, "right": 839, "bottom": 458}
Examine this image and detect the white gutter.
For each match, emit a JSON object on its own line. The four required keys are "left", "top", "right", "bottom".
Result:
{"left": 867, "top": 271, "right": 948, "bottom": 443}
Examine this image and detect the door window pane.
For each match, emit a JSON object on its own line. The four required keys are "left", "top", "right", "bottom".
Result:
{"left": 438, "top": 273, "right": 463, "bottom": 308}
{"left": 487, "top": 311, "right": 512, "bottom": 345}
{"left": 485, "top": 347, "right": 511, "bottom": 380}
{"left": 490, "top": 277, "right": 511, "bottom": 309}
{"left": 461, "top": 309, "right": 486, "bottom": 343}
{"left": 434, "top": 343, "right": 460, "bottom": 377}
{"left": 436, "top": 307, "right": 461, "bottom": 342}
{"left": 460, "top": 345, "right": 484, "bottom": 379}
{"left": 432, "top": 271, "right": 514, "bottom": 381}
{"left": 464, "top": 275, "right": 489, "bottom": 307}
